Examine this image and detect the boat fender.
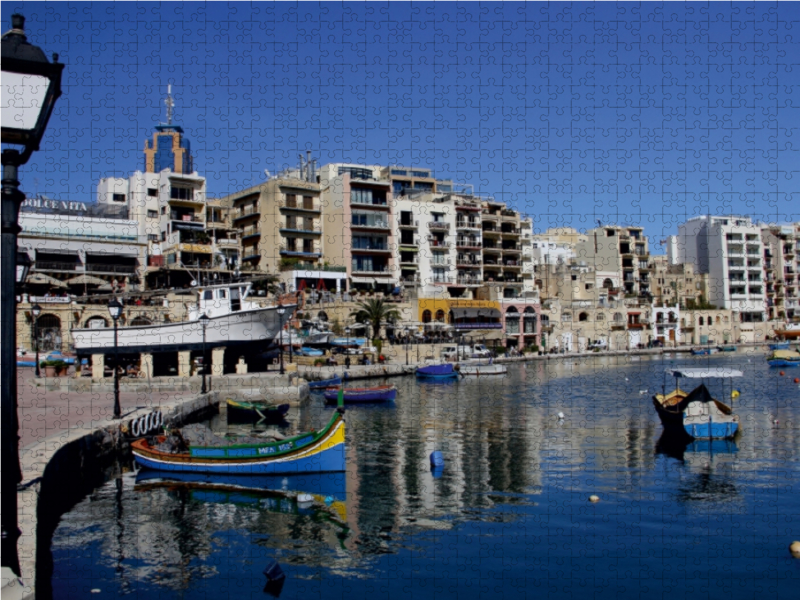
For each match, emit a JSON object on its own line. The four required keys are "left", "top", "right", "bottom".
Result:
{"left": 156, "top": 410, "right": 163, "bottom": 429}
{"left": 430, "top": 450, "right": 445, "bottom": 468}
{"left": 130, "top": 418, "right": 140, "bottom": 437}
{"left": 144, "top": 413, "right": 152, "bottom": 434}
{"left": 263, "top": 559, "right": 285, "bottom": 582}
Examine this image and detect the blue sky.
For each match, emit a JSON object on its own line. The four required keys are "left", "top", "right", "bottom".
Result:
{"left": 3, "top": 2, "right": 799, "bottom": 250}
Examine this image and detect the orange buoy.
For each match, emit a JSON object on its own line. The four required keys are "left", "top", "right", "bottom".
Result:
{"left": 780, "top": 371, "right": 785, "bottom": 376}
{"left": 794, "top": 378, "right": 800, "bottom": 384}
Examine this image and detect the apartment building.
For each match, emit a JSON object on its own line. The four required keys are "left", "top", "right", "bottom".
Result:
{"left": 481, "top": 199, "right": 528, "bottom": 299}
{"left": 761, "top": 223, "right": 800, "bottom": 322}
{"left": 650, "top": 256, "right": 709, "bottom": 308}
{"left": 575, "top": 226, "right": 652, "bottom": 297}
{"left": 677, "top": 215, "right": 766, "bottom": 322}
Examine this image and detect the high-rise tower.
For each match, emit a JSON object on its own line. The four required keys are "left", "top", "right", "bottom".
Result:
{"left": 143, "top": 85, "right": 193, "bottom": 174}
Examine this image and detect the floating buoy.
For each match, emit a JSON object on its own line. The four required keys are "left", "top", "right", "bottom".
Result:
{"left": 324, "top": 496, "right": 334, "bottom": 506}
{"left": 794, "top": 378, "right": 799, "bottom": 384}
{"left": 790, "top": 541, "right": 800, "bottom": 557}
{"left": 780, "top": 371, "right": 785, "bottom": 376}
{"left": 589, "top": 495, "right": 600, "bottom": 503}
{"left": 557, "top": 412, "right": 565, "bottom": 421}
{"left": 430, "top": 451, "right": 445, "bottom": 468}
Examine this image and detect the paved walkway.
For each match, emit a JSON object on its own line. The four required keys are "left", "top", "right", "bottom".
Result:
{"left": 16, "top": 366, "right": 184, "bottom": 449}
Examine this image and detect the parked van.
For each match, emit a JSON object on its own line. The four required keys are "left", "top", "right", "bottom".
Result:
{"left": 440, "top": 344, "right": 493, "bottom": 361}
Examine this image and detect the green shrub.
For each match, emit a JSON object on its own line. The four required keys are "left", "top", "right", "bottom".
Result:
{"left": 313, "top": 358, "right": 325, "bottom": 366}
{"left": 40, "top": 359, "right": 67, "bottom": 368}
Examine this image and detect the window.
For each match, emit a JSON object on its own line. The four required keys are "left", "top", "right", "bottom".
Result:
{"left": 161, "top": 206, "right": 166, "bottom": 215}
{"left": 422, "top": 310, "right": 432, "bottom": 322}
{"left": 147, "top": 210, "right": 158, "bottom": 219}
{"left": 147, "top": 188, "right": 158, "bottom": 197}
{"left": 562, "top": 313, "right": 572, "bottom": 322}
{"left": 147, "top": 234, "right": 159, "bottom": 242}
{"left": 113, "top": 193, "right": 126, "bottom": 203}
{"left": 170, "top": 187, "right": 193, "bottom": 201}
{"left": 203, "top": 291, "right": 213, "bottom": 300}
{"left": 161, "top": 232, "right": 166, "bottom": 242}
{"left": 699, "top": 317, "right": 704, "bottom": 326}
{"left": 597, "top": 313, "right": 605, "bottom": 321}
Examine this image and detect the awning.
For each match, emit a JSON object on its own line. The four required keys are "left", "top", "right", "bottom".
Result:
{"left": 351, "top": 277, "right": 377, "bottom": 284}
{"left": 66, "top": 274, "right": 107, "bottom": 286}
{"left": 451, "top": 307, "right": 501, "bottom": 319}
{"left": 668, "top": 368, "right": 743, "bottom": 379}
{"left": 27, "top": 273, "right": 68, "bottom": 288}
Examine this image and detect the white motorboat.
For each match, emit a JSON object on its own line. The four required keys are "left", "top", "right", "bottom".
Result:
{"left": 456, "top": 359, "right": 507, "bottom": 376}
{"left": 71, "top": 282, "right": 294, "bottom": 355}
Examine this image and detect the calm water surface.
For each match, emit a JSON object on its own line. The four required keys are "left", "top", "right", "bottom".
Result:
{"left": 50, "top": 353, "right": 800, "bottom": 598}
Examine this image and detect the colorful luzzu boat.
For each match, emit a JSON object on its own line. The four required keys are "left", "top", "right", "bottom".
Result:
{"left": 132, "top": 409, "right": 345, "bottom": 475}
{"left": 652, "top": 368, "right": 742, "bottom": 440}
{"left": 767, "top": 349, "right": 800, "bottom": 367}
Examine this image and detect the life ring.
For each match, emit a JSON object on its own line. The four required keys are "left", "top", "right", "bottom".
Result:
{"left": 130, "top": 418, "right": 140, "bottom": 437}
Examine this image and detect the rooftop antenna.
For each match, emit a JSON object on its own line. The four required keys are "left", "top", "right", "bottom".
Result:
{"left": 165, "top": 84, "right": 174, "bottom": 125}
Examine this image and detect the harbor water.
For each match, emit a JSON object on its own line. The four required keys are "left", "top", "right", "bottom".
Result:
{"left": 48, "top": 353, "right": 800, "bottom": 598}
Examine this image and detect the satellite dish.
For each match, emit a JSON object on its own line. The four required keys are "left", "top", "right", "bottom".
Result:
{"left": 191, "top": 280, "right": 197, "bottom": 287}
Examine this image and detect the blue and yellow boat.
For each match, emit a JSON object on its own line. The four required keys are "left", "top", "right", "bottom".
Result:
{"left": 132, "top": 409, "right": 346, "bottom": 475}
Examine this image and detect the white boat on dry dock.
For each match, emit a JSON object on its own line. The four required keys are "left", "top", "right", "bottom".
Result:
{"left": 71, "top": 282, "right": 294, "bottom": 355}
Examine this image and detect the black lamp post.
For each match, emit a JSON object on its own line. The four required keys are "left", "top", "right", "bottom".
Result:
{"left": 2, "top": 14, "right": 63, "bottom": 578}
{"left": 32, "top": 303, "right": 41, "bottom": 377}
{"left": 199, "top": 313, "right": 209, "bottom": 394}
{"left": 108, "top": 298, "right": 122, "bottom": 419}
{"left": 277, "top": 305, "right": 286, "bottom": 375}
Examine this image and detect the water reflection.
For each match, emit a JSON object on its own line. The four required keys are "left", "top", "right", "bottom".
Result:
{"left": 50, "top": 353, "right": 800, "bottom": 598}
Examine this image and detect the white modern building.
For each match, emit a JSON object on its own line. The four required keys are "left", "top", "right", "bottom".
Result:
{"left": 677, "top": 215, "right": 766, "bottom": 322}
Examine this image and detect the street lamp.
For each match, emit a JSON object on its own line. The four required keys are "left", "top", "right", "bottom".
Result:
{"left": 31, "top": 303, "right": 41, "bottom": 377}
{"left": 108, "top": 298, "right": 122, "bottom": 419}
{"left": 2, "top": 13, "right": 63, "bottom": 579}
{"left": 199, "top": 313, "right": 210, "bottom": 394}
{"left": 277, "top": 305, "right": 286, "bottom": 375}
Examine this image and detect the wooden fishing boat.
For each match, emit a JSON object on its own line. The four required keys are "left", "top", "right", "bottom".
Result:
{"left": 322, "top": 385, "right": 397, "bottom": 404}
{"left": 416, "top": 363, "right": 460, "bottom": 380}
{"left": 652, "top": 368, "right": 741, "bottom": 440}
{"left": 767, "top": 349, "right": 800, "bottom": 367}
{"left": 226, "top": 399, "right": 290, "bottom": 423}
{"left": 132, "top": 410, "right": 346, "bottom": 474}
{"left": 308, "top": 375, "right": 343, "bottom": 390}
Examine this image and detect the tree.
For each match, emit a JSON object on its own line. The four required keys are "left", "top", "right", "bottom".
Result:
{"left": 348, "top": 298, "right": 401, "bottom": 340}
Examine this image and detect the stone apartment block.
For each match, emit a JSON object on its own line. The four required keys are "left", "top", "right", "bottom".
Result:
{"left": 761, "top": 223, "right": 800, "bottom": 322}
{"left": 575, "top": 226, "right": 652, "bottom": 297}
{"left": 650, "top": 256, "right": 709, "bottom": 308}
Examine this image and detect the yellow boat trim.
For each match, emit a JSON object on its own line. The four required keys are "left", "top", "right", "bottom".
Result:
{"left": 289, "top": 420, "right": 346, "bottom": 461}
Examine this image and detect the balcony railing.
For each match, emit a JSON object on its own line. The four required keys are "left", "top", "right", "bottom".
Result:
{"left": 428, "top": 221, "right": 450, "bottom": 231}
{"left": 33, "top": 261, "right": 79, "bottom": 271}
{"left": 456, "top": 239, "right": 482, "bottom": 248}
{"left": 86, "top": 263, "right": 137, "bottom": 274}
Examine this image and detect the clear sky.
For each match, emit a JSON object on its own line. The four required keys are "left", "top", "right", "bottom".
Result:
{"left": 3, "top": 1, "right": 799, "bottom": 251}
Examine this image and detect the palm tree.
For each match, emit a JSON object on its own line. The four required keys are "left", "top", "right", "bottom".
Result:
{"left": 349, "top": 298, "right": 401, "bottom": 340}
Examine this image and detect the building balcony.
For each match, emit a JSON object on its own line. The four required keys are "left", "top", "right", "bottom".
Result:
{"left": 456, "top": 275, "right": 482, "bottom": 286}
{"left": 428, "top": 240, "right": 450, "bottom": 249}
{"left": 482, "top": 228, "right": 501, "bottom": 237}
{"left": 399, "top": 220, "right": 419, "bottom": 229}
{"left": 242, "top": 253, "right": 261, "bottom": 262}
{"left": 242, "top": 228, "right": 261, "bottom": 240}
{"left": 502, "top": 228, "right": 521, "bottom": 237}
{"left": 399, "top": 241, "right": 418, "bottom": 248}
{"left": 280, "top": 250, "right": 321, "bottom": 258}
{"left": 502, "top": 246, "right": 521, "bottom": 253}
{"left": 483, "top": 245, "right": 502, "bottom": 253}
{"left": 456, "top": 220, "right": 481, "bottom": 230}
{"left": 352, "top": 269, "right": 393, "bottom": 277}
{"left": 279, "top": 228, "right": 321, "bottom": 236}
{"left": 232, "top": 208, "right": 260, "bottom": 222}
{"left": 428, "top": 221, "right": 450, "bottom": 231}
{"left": 33, "top": 261, "right": 79, "bottom": 272}
{"left": 85, "top": 263, "right": 138, "bottom": 275}
{"left": 457, "top": 261, "right": 481, "bottom": 268}
{"left": 351, "top": 222, "right": 390, "bottom": 231}
{"left": 482, "top": 213, "right": 500, "bottom": 222}
{"left": 352, "top": 247, "right": 392, "bottom": 254}
{"left": 282, "top": 199, "right": 320, "bottom": 213}
{"left": 456, "top": 240, "right": 482, "bottom": 249}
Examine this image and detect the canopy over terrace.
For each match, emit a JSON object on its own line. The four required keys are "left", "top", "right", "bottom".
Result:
{"left": 450, "top": 307, "right": 502, "bottom": 330}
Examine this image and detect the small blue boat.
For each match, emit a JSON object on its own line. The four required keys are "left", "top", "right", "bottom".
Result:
{"left": 308, "top": 375, "right": 343, "bottom": 390}
{"left": 330, "top": 337, "right": 367, "bottom": 348}
{"left": 767, "top": 350, "right": 800, "bottom": 367}
{"left": 769, "top": 342, "right": 790, "bottom": 350}
{"left": 322, "top": 385, "right": 396, "bottom": 404}
{"left": 690, "top": 347, "right": 718, "bottom": 356}
{"left": 416, "top": 363, "right": 460, "bottom": 380}
{"left": 296, "top": 347, "right": 324, "bottom": 357}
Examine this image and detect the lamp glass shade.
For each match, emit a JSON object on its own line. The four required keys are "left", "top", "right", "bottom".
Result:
{"left": 277, "top": 307, "right": 286, "bottom": 316}
{"left": 15, "top": 252, "right": 31, "bottom": 283}
{"left": 108, "top": 299, "right": 123, "bottom": 320}
{"left": 1, "top": 71, "right": 49, "bottom": 131}
{"left": 31, "top": 303, "right": 41, "bottom": 318}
